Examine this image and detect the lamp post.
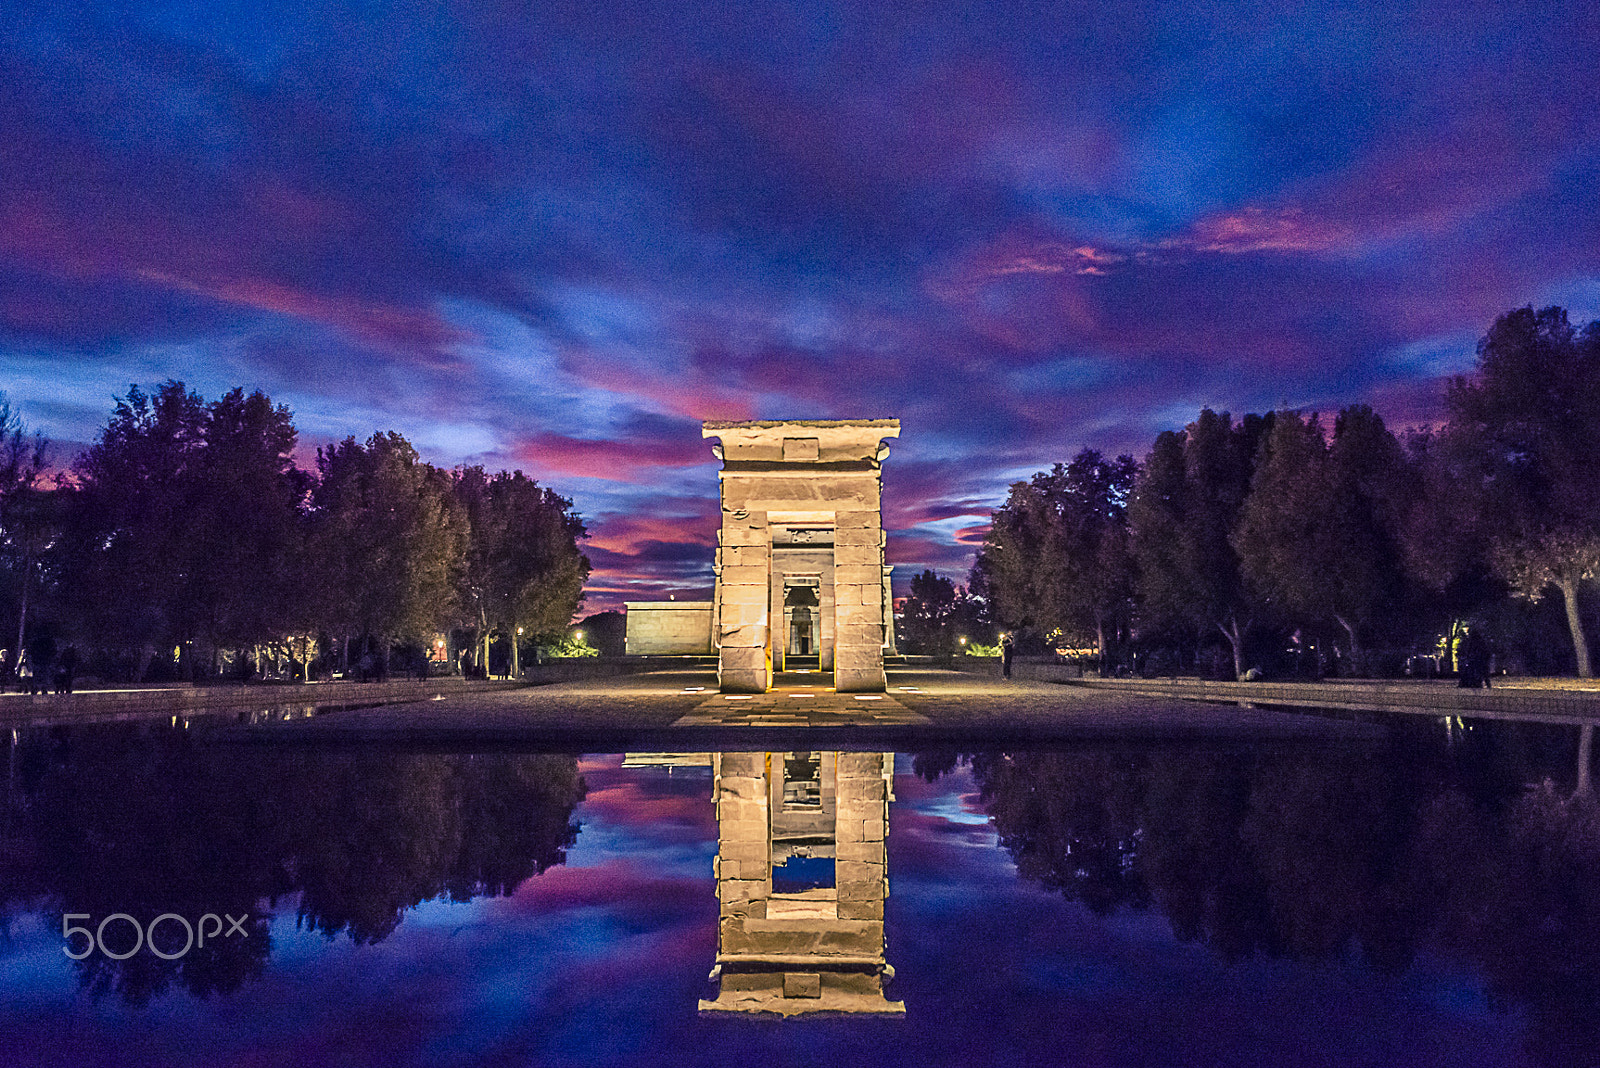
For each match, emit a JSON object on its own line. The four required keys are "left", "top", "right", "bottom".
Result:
{"left": 513, "top": 626, "right": 523, "bottom": 678}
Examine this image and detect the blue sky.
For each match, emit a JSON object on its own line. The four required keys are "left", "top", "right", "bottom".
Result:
{"left": 2, "top": 0, "right": 1597, "bottom": 608}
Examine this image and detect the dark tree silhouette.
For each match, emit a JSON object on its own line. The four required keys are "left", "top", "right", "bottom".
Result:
{"left": 972, "top": 448, "right": 1136, "bottom": 666}
{"left": 1443, "top": 306, "right": 1600, "bottom": 675}
{"left": 310, "top": 432, "right": 468, "bottom": 666}
{"left": 62, "top": 383, "right": 306, "bottom": 679}
{"left": 1128, "top": 410, "right": 1270, "bottom": 678}
{"left": 454, "top": 466, "right": 589, "bottom": 672}
{"left": 1233, "top": 407, "right": 1413, "bottom": 668}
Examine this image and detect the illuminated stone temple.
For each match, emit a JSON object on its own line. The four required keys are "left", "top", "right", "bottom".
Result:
{"left": 624, "top": 420, "right": 901, "bottom": 693}
{"left": 704, "top": 419, "right": 900, "bottom": 693}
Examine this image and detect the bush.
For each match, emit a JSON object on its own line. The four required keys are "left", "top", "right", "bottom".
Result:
{"left": 543, "top": 635, "right": 599, "bottom": 658}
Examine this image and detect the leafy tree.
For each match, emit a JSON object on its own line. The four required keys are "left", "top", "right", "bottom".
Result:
{"left": 1233, "top": 407, "right": 1411, "bottom": 666}
{"left": 1128, "top": 410, "right": 1269, "bottom": 678}
{"left": 972, "top": 448, "right": 1137, "bottom": 666}
{"left": 453, "top": 467, "right": 589, "bottom": 673}
{"left": 63, "top": 383, "right": 306, "bottom": 677}
{"left": 1444, "top": 307, "right": 1600, "bottom": 675}
{"left": 971, "top": 478, "right": 1056, "bottom": 634}
{"left": 1326, "top": 405, "right": 1414, "bottom": 648}
{"left": 900, "top": 569, "right": 960, "bottom": 655}
{"left": 575, "top": 610, "right": 627, "bottom": 657}
{"left": 182, "top": 388, "right": 307, "bottom": 659}
{"left": 0, "top": 392, "right": 50, "bottom": 661}
{"left": 310, "top": 432, "right": 468, "bottom": 661}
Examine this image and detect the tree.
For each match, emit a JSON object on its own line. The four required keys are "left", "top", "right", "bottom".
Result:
{"left": 63, "top": 383, "right": 307, "bottom": 678}
{"left": 310, "top": 433, "right": 468, "bottom": 663}
{"left": 182, "top": 388, "right": 308, "bottom": 661}
{"left": 1232, "top": 407, "right": 1411, "bottom": 667}
{"left": 64, "top": 383, "right": 208, "bottom": 676}
{"left": 453, "top": 467, "right": 589, "bottom": 675}
{"left": 0, "top": 392, "right": 50, "bottom": 663}
{"left": 971, "top": 478, "right": 1056, "bottom": 634}
{"left": 900, "top": 569, "right": 959, "bottom": 655}
{"left": 1443, "top": 307, "right": 1600, "bottom": 676}
{"left": 971, "top": 448, "right": 1137, "bottom": 667}
{"left": 1128, "top": 409, "right": 1269, "bottom": 678}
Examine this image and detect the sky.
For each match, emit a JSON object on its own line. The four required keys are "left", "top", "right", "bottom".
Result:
{"left": 2, "top": 1, "right": 1598, "bottom": 613}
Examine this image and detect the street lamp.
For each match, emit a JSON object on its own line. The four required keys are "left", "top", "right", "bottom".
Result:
{"left": 513, "top": 626, "right": 523, "bottom": 678}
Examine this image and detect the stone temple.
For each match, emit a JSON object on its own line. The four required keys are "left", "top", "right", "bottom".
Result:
{"left": 625, "top": 419, "right": 900, "bottom": 694}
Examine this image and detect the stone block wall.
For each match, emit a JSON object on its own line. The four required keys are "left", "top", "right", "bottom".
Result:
{"left": 622, "top": 602, "right": 714, "bottom": 655}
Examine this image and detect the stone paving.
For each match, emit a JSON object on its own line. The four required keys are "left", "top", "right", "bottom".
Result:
{"left": 212, "top": 664, "right": 1388, "bottom": 749}
{"left": 24, "top": 663, "right": 1600, "bottom": 748}
{"left": 674, "top": 672, "right": 928, "bottom": 727}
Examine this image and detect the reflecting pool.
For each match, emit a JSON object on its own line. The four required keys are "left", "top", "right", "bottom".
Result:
{"left": 2, "top": 715, "right": 1597, "bottom": 1066}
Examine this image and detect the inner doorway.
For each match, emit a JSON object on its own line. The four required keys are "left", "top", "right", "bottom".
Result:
{"left": 782, "top": 581, "right": 822, "bottom": 672}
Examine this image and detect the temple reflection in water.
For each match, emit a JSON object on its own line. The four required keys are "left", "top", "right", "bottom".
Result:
{"left": 627, "top": 751, "right": 903, "bottom": 1016}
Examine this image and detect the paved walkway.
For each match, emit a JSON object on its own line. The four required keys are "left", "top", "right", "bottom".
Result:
{"left": 14, "top": 666, "right": 1600, "bottom": 747}
{"left": 0, "top": 677, "right": 523, "bottom": 729}
{"left": 1037, "top": 673, "right": 1600, "bottom": 724}
{"left": 208, "top": 666, "right": 1394, "bottom": 749}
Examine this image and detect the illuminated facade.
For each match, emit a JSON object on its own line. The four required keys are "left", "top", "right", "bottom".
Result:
{"left": 703, "top": 420, "right": 900, "bottom": 693}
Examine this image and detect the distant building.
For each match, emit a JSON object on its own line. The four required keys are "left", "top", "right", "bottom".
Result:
{"left": 623, "top": 601, "right": 714, "bottom": 655}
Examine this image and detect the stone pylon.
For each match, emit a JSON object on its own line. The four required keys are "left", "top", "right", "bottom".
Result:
{"left": 703, "top": 420, "right": 899, "bottom": 693}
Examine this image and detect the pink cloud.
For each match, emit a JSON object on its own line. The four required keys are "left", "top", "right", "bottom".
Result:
{"left": 1168, "top": 207, "right": 1356, "bottom": 255}
{"left": 514, "top": 433, "right": 717, "bottom": 482}
{"left": 559, "top": 345, "right": 758, "bottom": 421}
{"left": 586, "top": 510, "right": 718, "bottom": 556}
{"left": 139, "top": 271, "right": 471, "bottom": 353}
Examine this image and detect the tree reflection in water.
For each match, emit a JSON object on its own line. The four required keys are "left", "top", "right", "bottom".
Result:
{"left": 917, "top": 719, "right": 1600, "bottom": 1068}
{"left": 0, "top": 724, "right": 584, "bottom": 1007}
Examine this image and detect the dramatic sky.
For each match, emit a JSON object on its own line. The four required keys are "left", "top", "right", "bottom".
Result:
{"left": 2, "top": 1, "right": 1598, "bottom": 611}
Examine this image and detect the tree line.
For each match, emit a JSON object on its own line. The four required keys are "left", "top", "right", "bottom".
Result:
{"left": 0, "top": 381, "right": 590, "bottom": 683}
{"left": 928, "top": 304, "right": 1600, "bottom": 679}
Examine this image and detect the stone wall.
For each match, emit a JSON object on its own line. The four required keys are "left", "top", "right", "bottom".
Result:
{"left": 623, "top": 601, "right": 714, "bottom": 655}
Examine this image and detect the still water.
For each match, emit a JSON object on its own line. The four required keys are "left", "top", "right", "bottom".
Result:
{"left": 1, "top": 716, "right": 1595, "bottom": 1066}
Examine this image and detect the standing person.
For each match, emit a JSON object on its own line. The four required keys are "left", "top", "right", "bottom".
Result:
{"left": 1000, "top": 633, "right": 1015, "bottom": 679}
{"left": 57, "top": 645, "right": 77, "bottom": 694}
{"left": 1460, "top": 627, "right": 1491, "bottom": 689}
{"left": 15, "top": 648, "right": 32, "bottom": 695}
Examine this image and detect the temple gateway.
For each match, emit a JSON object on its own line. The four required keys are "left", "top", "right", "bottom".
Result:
{"left": 625, "top": 419, "right": 900, "bottom": 693}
